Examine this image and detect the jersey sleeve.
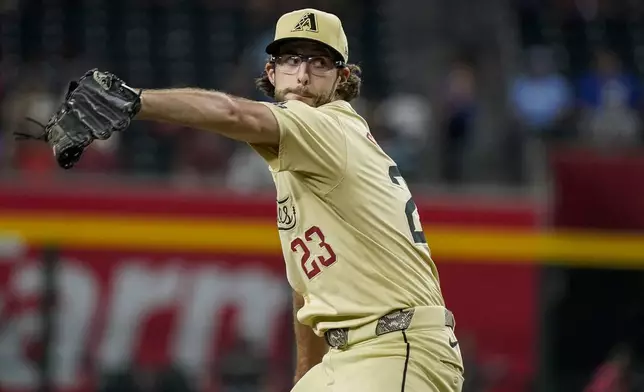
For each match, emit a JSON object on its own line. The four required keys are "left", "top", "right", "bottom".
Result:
{"left": 250, "top": 100, "right": 348, "bottom": 189}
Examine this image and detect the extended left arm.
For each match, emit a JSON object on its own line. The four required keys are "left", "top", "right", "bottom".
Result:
{"left": 137, "top": 88, "right": 280, "bottom": 146}
{"left": 15, "top": 70, "right": 280, "bottom": 169}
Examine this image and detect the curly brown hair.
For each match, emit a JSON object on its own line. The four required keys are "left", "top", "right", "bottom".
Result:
{"left": 254, "top": 63, "right": 362, "bottom": 102}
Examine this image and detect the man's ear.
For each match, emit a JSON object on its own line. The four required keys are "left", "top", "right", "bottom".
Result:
{"left": 339, "top": 66, "right": 351, "bottom": 83}
{"left": 265, "top": 63, "right": 276, "bottom": 86}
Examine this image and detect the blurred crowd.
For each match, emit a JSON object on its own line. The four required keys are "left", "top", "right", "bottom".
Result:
{"left": 97, "top": 336, "right": 285, "bottom": 392}
{"left": 1, "top": 0, "right": 644, "bottom": 192}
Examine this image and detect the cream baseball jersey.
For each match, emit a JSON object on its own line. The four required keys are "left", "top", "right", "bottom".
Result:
{"left": 251, "top": 99, "right": 445, "bottom": 336}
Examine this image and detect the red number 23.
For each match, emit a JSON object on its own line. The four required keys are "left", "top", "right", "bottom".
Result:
{"left": 290, "top": 226, "right": 337, "bottom": 279}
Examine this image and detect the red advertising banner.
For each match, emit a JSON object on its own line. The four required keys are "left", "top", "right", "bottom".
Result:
{"left": 0, "top": 183, "right": 540, "bottom": 392}
{"left": 550, "top": 148, "right": 644, "bottom": 230}
{"left": 0, "top": 248, "right": 293, "bottom": 392}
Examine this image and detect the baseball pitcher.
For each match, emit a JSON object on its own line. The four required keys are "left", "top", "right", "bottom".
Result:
{"left": 17, "top": 8, "right": 464, "bottom": 391}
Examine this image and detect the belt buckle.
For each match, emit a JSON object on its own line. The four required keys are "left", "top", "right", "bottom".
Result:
{"left": 445, "top": 309, "right": 456, "bottom": 329}
{"left": 325, "top": 328, "right": 349, "bottom": 349}
{"left": 375, "top": 309, "right": 415, "bottom": 336}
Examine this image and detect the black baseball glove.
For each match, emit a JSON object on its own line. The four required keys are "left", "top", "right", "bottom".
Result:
{"left": 15, "top": 69, "right": 142, "bottom": 169}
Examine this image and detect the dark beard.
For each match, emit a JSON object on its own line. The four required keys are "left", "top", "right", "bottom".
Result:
{"left": 274, "top": 88, "right": 334, "bottom": 107}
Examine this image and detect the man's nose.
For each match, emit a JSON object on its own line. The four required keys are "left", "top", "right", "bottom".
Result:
{"left": 296, "top": 61, "right": 310, "bottom": 85}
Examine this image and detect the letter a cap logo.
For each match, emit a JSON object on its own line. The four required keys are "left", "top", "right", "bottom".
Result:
{"left": 291, "top": 12, "right": 318, "bottom": 32}
{"left": 265, "top": 8, "right": 349, "bottom": 63}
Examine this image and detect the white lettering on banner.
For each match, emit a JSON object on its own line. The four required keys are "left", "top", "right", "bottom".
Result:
{"left": 173, "top": 266, "right": 233, "bottom": 371}
{"left": 0, "top": 261, "right": 98, "bottom": 389}
{"left": 0, "top": 255, "right": 289, "bottom": 390}
{"left": 98, "top": 262, "right": 182, "bottom": 368}
{"left": 173, "top": 266, "right": 287, "bottom": 370}
{"left": 229, "top": 267, "right": 287, "bottom": 347}
{"left": 0, "top": 263, "right": 40, "bottom": 389}
{"left": 54, "top": 261, "right": 97, "bottom": 387}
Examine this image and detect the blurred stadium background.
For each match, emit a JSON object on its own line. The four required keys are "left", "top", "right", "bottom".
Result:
{"left": 1, "top": 0, "right": 644, "bottom": 391}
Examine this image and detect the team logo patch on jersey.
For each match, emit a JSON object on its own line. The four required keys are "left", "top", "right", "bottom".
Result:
{"left": 291, "top": 12, "right": 318, "bottom": 33}
{"left": 272, "top": 101, "right": 288, "bottom": 109}
{"left": 277, "top": 196, "right": 297, "bottom": 231}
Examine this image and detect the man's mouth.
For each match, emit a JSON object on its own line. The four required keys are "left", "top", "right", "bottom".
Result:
{"left": 289, "top": 91, "right": 312, "bottom": 98}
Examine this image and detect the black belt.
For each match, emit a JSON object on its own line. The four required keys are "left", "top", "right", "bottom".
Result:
{"left": 324, "top": 308, "right": 455, "bottom": 350}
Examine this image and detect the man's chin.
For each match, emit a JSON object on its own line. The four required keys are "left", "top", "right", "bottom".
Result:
{"left": 285, "top": 93, "right": 314, "bottom": 105}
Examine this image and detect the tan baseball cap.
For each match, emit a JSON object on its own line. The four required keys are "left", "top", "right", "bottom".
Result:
{"left": 265, "top": 8, "right": 349, "bottom": 63}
